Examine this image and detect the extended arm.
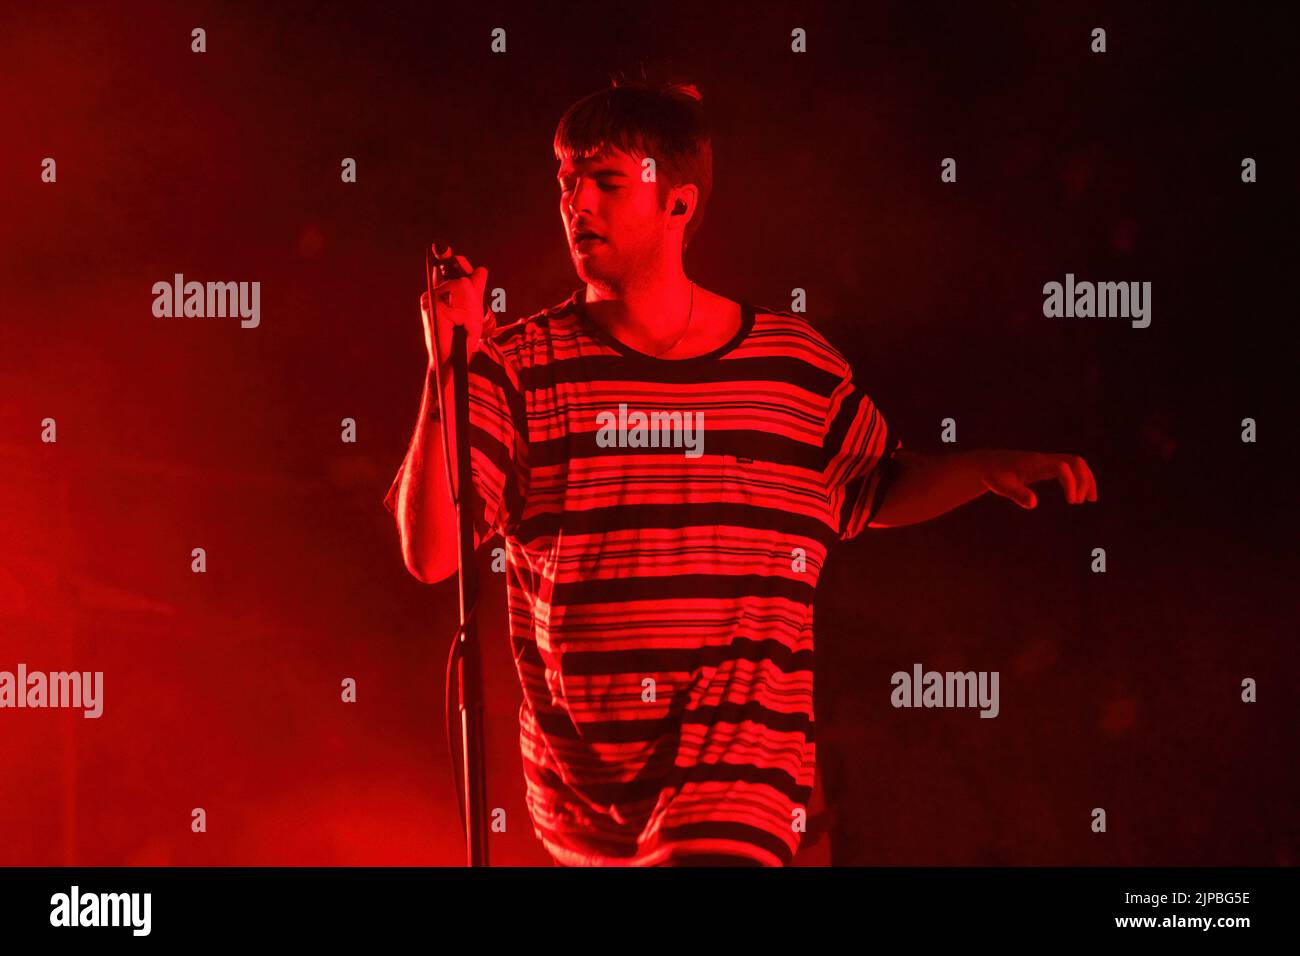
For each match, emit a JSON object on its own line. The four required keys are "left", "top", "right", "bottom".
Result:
{"left": 868, "top": 448, "right": 1098, "bottom": 529}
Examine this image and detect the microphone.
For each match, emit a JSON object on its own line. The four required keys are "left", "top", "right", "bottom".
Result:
{"left": 429, "top": 240, "right": 471, "bottom": 282}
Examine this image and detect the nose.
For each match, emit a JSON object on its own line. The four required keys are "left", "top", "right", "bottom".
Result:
{"left": 565, "top": 176, "right": 595, "bottom": 220}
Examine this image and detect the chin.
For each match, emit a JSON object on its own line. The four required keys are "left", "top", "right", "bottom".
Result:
{"left": 573, "top": 259, "right": 614, "bottom": 286}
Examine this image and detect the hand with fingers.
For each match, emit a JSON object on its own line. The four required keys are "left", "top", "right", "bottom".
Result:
{"left": 422, "top": 241, "right": 495, "bottom": 372}
{"left": 978, "top": 449, "right": 1099, "bottom": 510}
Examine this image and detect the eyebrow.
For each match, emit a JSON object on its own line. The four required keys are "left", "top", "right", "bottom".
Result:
{"left": 556, "top": 167, "right": 630, "bottom": 182}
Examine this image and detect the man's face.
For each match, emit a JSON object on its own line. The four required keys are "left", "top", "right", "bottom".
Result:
{"left": 558, "top": 147, "right": 669, "bottom": 286}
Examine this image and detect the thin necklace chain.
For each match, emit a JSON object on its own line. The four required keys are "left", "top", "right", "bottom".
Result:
{"left": 649, "top": 281, "right": 694, "bottom": 357}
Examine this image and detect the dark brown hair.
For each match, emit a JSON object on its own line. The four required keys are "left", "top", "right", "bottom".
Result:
{"left": 553, "top": 74, "right": 714, "bottom": 250}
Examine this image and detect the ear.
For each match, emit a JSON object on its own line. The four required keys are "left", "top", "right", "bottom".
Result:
{"left": 668, "top": 183, "right": 698, "bottom": 219}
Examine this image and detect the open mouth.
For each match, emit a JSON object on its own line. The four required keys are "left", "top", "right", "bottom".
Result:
{"left": 573, "top": 231, "right": 603, "bottom": 246}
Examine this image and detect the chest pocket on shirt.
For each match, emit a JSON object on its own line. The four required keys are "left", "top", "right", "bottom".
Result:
{"left": 720, "top": 453, "right": 773, "bottom": 507}
{"left": 721, "top": 450, "right": 836, "bottom": 543}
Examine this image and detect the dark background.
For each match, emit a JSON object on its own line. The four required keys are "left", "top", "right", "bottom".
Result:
{"left": 1, "top": 0, "right": 1295, "bottom": 865}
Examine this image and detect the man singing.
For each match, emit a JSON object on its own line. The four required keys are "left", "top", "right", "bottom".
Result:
{"left": 385, "top": 77, "right": 1098, "bottom": 866}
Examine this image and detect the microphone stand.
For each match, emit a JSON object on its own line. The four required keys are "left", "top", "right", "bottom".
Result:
{"left": 426, "top": 245, "right": 489, "bottom": 867}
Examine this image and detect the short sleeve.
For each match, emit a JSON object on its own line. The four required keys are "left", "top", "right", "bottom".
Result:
{"left": 384, "top": 335, "right": 529, "bottom": 551}
{"left": 823, "top": 363, "right": 902, "bottom": 541}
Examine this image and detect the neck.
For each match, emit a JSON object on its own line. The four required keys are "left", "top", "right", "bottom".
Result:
{"left": 584, "top": 264, "right": 693, "bottom": 341}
